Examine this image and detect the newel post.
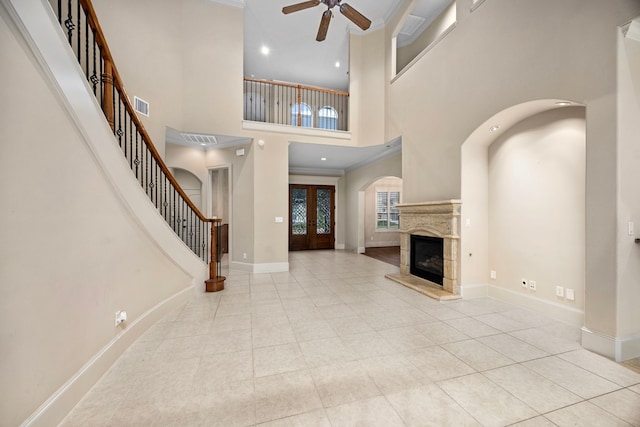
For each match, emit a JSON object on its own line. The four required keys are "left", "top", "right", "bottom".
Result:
{"left": 205, "top": 219, "right": 225, "bottom": 292}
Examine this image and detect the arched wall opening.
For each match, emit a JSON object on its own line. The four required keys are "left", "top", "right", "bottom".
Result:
{"left": 461, "top": 100, "right": 586, "bottom": 326}
{"left": 172, "top": 167, "right": 203, "bottom": 212}
{"left": 356, "top": 172, "right": 402, "bottom": 253}
{"left": 364, "top": 176, "right": 403, "bottom": 249}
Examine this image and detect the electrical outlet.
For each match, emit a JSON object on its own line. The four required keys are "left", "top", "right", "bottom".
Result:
{"left": 243, "top": 252, "right": 247, "bottom": 259}
{"left": 555, "top": 285, "right": 564, "bottom": 297}
{"left": 565, "top": 288, "right": 575, "bottom": 301}
{"left": 629, "top": 222, "right": 635, "bottom": 236}
{"left": 490, "top": 270, "right": 497, "bottom": 279}
{"left": 521, "top": 278, "right": 528, "bottom": 288}
{"left": 529, "top": 280, "right": 537, "bottom": 291}
{"left": 115, "top": 310, "right": 127, "bottom": 326}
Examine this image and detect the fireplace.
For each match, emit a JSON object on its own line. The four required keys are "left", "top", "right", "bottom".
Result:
{"left": 385, "top": 200, "right": 461, "bottom": 300}
{"left": 410, "top": 235, "right": 444, "bottom": 285}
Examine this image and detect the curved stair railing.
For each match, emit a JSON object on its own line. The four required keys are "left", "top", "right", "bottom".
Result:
{"left": 49, "top": 0, "right": 225, "bottom": 291}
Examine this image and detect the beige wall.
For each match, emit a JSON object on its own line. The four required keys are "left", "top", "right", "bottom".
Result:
{"left": 617, "top": 33, "right": 640, "bottom": 341}
{"left": 397, "top": 0, "right": 456, "bottom": 72}
{"left": 488, "top": 108, "right": 586, "bottom": 309}
{"left": 0, "top": 4, "right": 195, "bottom": 424}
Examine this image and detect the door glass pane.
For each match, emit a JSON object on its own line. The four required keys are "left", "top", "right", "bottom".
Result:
{"left": 292, "top": 188, "right": 307, "bottom": 235}
{"left": 316, "top": 188, "right": 331, "bottom": 235}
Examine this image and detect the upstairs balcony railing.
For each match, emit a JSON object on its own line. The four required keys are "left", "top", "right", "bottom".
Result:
{"left": 244, "top": 77, "right": 349, "bottom": 131}
{"left": 49, "top": 0, "right": 225, "bottom": 291}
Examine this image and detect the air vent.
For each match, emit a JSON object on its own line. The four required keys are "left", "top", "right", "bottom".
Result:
{"left": 180, "top": 133, "right": 218, "bottom": 146}
{"left": 133, "top": 96, "right": 149, "bottom": 117}
{"left": 399, "top": 14, "right": 426, "bottom": 37}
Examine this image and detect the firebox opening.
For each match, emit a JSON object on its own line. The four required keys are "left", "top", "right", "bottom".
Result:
{"left": 410, "top": 235, "right": 444, "bottom": 285}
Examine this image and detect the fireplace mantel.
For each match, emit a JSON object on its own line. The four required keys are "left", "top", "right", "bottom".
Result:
{"left": 386, "top": 200, "right": 462, "bottom": 300}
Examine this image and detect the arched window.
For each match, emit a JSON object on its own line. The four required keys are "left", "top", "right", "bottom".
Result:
{"left": 291, "top": 103, "right": 313, "bottom": 127}
{"left": 318, "top": 106, "right": 338, "bottom": 130}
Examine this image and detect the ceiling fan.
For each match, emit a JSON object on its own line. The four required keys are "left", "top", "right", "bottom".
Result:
{"left": 282, "top": 0, "right": 372, "bottom": 42}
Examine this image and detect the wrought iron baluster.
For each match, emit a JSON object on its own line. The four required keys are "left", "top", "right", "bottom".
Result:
{"left": 64, "top": 0, "right": 74, "bottom": 43}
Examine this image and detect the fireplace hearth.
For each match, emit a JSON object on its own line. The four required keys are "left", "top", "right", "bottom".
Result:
{"left": 385, "top": 200, "right": 461, "bottom": 300}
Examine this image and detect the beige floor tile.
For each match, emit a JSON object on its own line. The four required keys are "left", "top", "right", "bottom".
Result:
{"left": 558, "top": 349, "right": 640, "bottom": 387}
{"left": 419, "top": 305, "right": 467, "bottom": 321}
{"left": 317, "top": 303, "right": 357, "bottom": 319}
{"left": 524, "top": 356, "right": 621, "bottom": 399}
{"left": 252, "top": 311, "right": 290, "bottom": 328}
{"left": 340, "top": 331, "right": 396, "bottom": 359}
{"left": 445, "top": 300, "right": 497, "bottom": 317}
{"left": 510, "top": 328, "right": 581, "bottom": 354}
{"left": 309, "top": 360, "right": 381, "bottom": 407}
{"left": 473, "top": 312, "right": 529, "bottom": 332}
{"left": 413, "top": 321, "right": 470, "bottom": 344}
{"left": 438, "top": 373, "right": 538, "bottom": 426}
{"left": 359, "top": 353, "right": 430, "bottom": 394}
{"left": 291, "top": 319, "right": 337, "bottom": 342}
{"left": 327, "top": 316, "right": 375, "bottom": 336}
{"left": 508, "top": 417, "right": 557, "bottom": 427}
{"left": 210, "top": 312, "right": 252, "bottom": 333}
{"left": 442, "top": 339, "right": 515, "bottom": 371}
{"left": 545, "top": 401, "right": 631, "bottom": 427}
{"left": 154, "top": 335, "right": 206, "bottom": 360}
{"left": 386, "top": 384, "right": 481, "bottom": 427}
{"left": 378, "top": 325, "right": 435, "bottom": 352}
{"left": 203, "top": 328, "right": 252, "bottom": 354}
{"left": 590, "top": 388, "right": 640, "bottom": 425}
{"left": 254, "top": 370, "right": 323, "bottom": 423}
{"left": 252, "top": 324, "right": 296, "bottom": 348}
{"left": 404, "top": 345, "right": 476, "bottom": 381}
{"left": 359, "top": 311, "right": 407, "bottom": 331}
{"left": 325, "top": 396, "right": 405, "bottom": 427}
{"left": 477, "top": 333, "right": 550, "bottom": 363}
{"left": 254, "top": 343, "right": 307, "bottom": 377}
{"left": 188, "top": 379, "right": 256, "bottom": 427}
{"left": 257, "top": 409, "right": 331, "bottom": 426}
{"left": 483, "top": 364, "right": 582, "bottom": 413}
{"left": 299, "top": 337, "right": 358, "bottom": 367}
{"left": 445, "top": 317, "right": 502, "bottom": 338}
{"left": 195, "top": 350, "right": 253, "bottom": 385}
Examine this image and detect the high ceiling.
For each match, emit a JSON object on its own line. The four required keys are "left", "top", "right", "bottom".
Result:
{"left": 199, "top": 0, "right": 453, "bottom": 174}
{"left": 243, "top": 0, "right": 452, "bottom": 91}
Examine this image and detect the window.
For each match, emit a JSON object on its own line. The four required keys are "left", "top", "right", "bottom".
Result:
{"left": 291, "top": 103, "right": 313, "bottom": 127}
{"left": 318, "top": 106, "right": 338, "bottom": 130}
{"left": 376, "top": 191, "right": 400, "bottom": 230}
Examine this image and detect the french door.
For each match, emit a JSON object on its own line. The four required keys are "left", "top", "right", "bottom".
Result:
{"left": 289, "top": 184, "right": 335, "bottom": 251}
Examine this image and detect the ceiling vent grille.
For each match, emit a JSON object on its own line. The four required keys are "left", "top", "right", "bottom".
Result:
{"left": 399, "top": 14, "right": 426, "bottom": 37}
{"left": 133, "top": 96, "right": 149, "bottom": 117}
{"left": 180, "top": 133, "right": 218, "bottom": 146}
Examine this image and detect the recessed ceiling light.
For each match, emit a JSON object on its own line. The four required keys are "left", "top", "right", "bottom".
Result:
{"left": 321, "top": 157, "right": 327, "bottom": 161}
{"left": 555, "top": 101, "right": 571, "bottom": 106}
{"left": 489, "top": 125, "right": 500, "bottom": 132}
{"left": 261, "top": 46, "right": 270, "bottom": 55}
{"left": 335, "top": 61, "right": 340, "bottom": 68}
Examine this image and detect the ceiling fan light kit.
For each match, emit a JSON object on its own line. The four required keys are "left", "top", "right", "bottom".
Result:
{"left": 282, "top": 0, "right": 372, "bottom": 42}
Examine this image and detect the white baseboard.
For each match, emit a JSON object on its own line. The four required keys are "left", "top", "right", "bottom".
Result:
{"left": 335, "top": 243, "right": 345, "bottom": 250}
{"left": 581, "top": 327, "right": 640, "bottom": 362}
{"left": 357, "top": 246, "right": 365, "bottom": 254}
{"left": 459, "top": 283, "right": 584, "bottom": 328}
{"left": 22, "top": 286, "right": 193, "bottom": 427}
{"left": 230, "top": 261, "right": 289, "bottom": 273}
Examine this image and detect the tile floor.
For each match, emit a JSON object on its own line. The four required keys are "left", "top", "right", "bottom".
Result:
{"left": 60, "top": 250, "right": 640, "bottom": 426}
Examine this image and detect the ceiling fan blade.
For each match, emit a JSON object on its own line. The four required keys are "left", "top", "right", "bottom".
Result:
{"left": 339, "top": 3, "right": 371, "bottom": 31}
{"left": 316, "top": 9, "right": 332, "bottom": 42}
{"left": 282, "top": 0, "right": 321, "bottom": 15}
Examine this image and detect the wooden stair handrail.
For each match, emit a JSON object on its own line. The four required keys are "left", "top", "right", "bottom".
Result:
{"left": 79, "top": 0, "right": 209, "bottom": 224}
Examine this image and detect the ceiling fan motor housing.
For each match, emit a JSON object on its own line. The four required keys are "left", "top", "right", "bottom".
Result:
{"left": 322, "top": 0, "right": 341, "bottom": 8}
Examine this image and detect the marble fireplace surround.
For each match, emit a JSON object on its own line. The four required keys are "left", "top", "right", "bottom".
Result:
{"left": 385, "top": 200, "right": 462, "bottom": 301}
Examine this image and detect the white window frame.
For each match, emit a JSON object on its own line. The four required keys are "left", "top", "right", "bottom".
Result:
{"left": 375, "top": 189, "right": 400, "bottom": 231}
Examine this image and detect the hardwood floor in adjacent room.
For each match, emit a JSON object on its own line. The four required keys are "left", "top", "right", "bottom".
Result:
{"left": 364, "top": 246, "right": 400, "bottom": 267}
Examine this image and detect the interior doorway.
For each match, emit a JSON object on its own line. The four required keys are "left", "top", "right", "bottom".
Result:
{"left": 289, "top": 184, "right": 335, "bottom": 250}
